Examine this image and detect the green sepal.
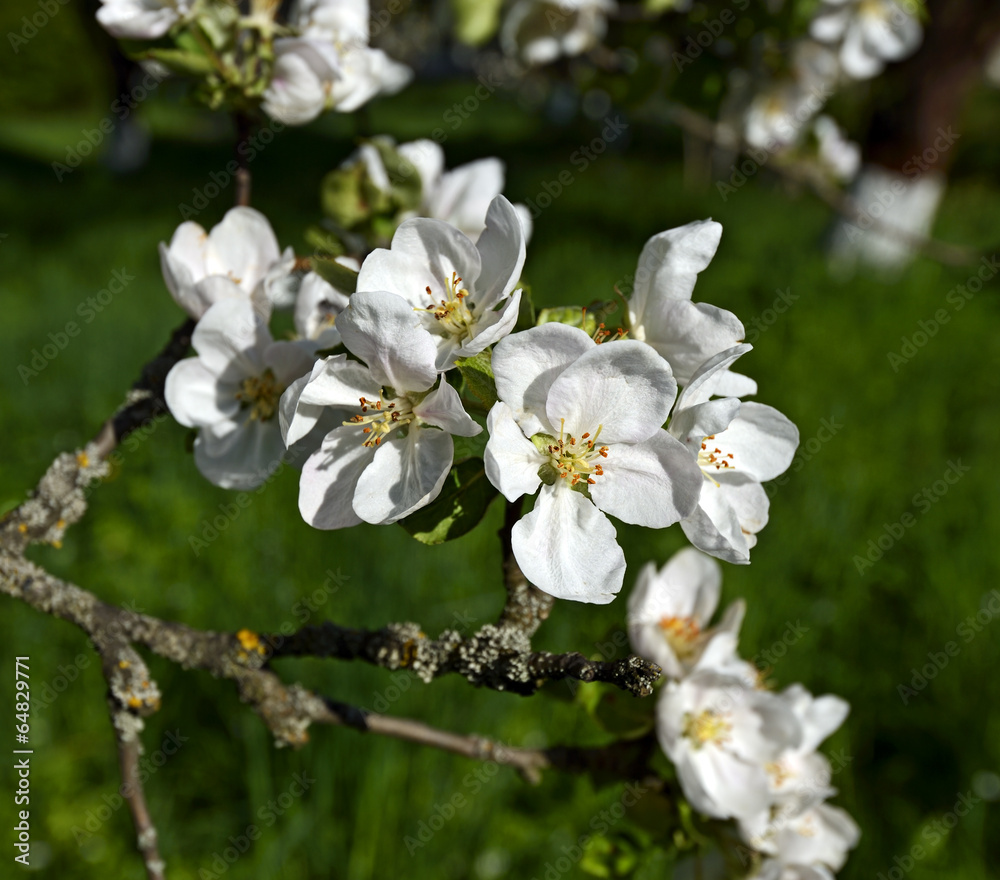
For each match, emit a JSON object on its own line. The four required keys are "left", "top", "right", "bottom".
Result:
{"left": 311, "top": 256, "right": 358, "bottom": 293}
{"left": 538, "top": 305, "right": 597, "bottom": 335}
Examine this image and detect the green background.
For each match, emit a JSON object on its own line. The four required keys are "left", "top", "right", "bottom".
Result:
{"left": 1, "top": 2, "right": 999, "bottom": 879}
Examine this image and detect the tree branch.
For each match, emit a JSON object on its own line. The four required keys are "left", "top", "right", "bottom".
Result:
{"left": 655, "top": 101, "right": 983, "bottom": 268}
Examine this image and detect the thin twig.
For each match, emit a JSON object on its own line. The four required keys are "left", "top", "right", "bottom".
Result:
{"left": 656, "top": 101, "right": 982, "bottom": 268}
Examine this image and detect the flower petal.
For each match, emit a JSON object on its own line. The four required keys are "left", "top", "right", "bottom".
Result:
{"left": 191, "top": 299, "right": 271, "bottom": 382}
{"left": 413, "top": 380, "right": 481, "bottom": 437}
{"left": 639, "top": 300, "right": 746, "bottom": 385}
{"left": 630, "top": 220, "right": 722, "bottom": 323}
{"left": 484, "top": 402, "right": 544, "bottom": 502}
{"left": 165, "top": 358, "right": 241, "bottom": 429}
{"left": 194, "top": 418, "right": 287, "bottom": 490}
{"left": 512, "top": 485, "right": 625, "bottom": 604}
{"left": 298, "top": 425, "right": 372, "bottom": 529}
{"left": 206, "top": 207, "right": 281, "bottom": 292}
{"left": 472, "top": 195, "right": 526, "bottom": 310}
{"left": 591, "top": 430, "right": 703, "bottom": 527}
{"left": 353, "top": 427, "right": 454, "bottom": 524}
{"left": 357, "top": 216, "right": 482, "bottom": 308}
{"left": 711, "top": 402, "right": 799, "bottom": 483}
{"left": 545, "top": 340, "right": 677, "bottom": 445}
{"left": 492, "top": 323, "right": 594, "bottom": 436}
{"left": 336, "top": 290, "right": 439, "bottom": 392}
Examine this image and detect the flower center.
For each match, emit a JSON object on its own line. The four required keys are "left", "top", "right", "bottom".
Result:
{"left": 658, "top": 616, "right": 702, "bottom": 660}
{"left": 418, "top": 272, "right": 475, "bottom": 341}
{"left": 697, "top": 434, "right": 735, "bottom": 486}
{"left": 682, "top": 709, "right": 732, "bottom": 749}
{"left": 344, "top": 394, "right": 414, "bottom": 447}
{"left": 235, "top": 369, "right": 282, "bottom": 421}
{"left": 547, "top": 420, "right": 609, "bottom": 487}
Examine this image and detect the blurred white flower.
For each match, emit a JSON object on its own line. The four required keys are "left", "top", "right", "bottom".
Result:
{"left": 810, "top": 0, "right": 922, "bottom": 80}
{"left": 398, "top": 140, "right": 533, "bottom": 241}
{"left": 96, "top": 0, "right": 190, "bottom": 40}
{"left": 627, "top": 547, "right": 746, "bottom": 678}
{"left": 657, "top": 662, "right": 802, "bottom": 821}
{"left": 813, "top": 116, "right": 861, "bottom": 182}
{"left": 744, "top": 43, "right": 839, "bottom": 150}
{"left": 159, "top": 207, "right": 292, "bottom": 320}
{"left": 501, "top": 0, "right": 617, "bottom": 66}
{"left": 263, "top": 0, "right": 410, "bottom": 124}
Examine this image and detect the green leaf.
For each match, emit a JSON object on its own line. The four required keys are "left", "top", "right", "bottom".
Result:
{"left": 452, "top": 416, "right": 488, "bottom": 464}
{"left": 398, "top": 459, "right": 498, "bottom": 545}
{"left": 455, "top": 349, "right": 497, "bottom": 408}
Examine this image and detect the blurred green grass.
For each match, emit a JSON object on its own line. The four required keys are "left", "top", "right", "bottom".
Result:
{"left": 2, "top": 14, "right": 1000, "bottom": 880}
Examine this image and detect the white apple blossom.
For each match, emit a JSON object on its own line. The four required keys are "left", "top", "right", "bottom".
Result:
{"left": 744, "top": 43, "right": 839, "bottom": 150}
{"left": 668, "top": 344, "right": 799, "bottom": 564}
{"left": 355, "top": 195, "right": 526, "bottom": 371}
{"left": 285, "top": 290, "right": 481, "bottom": 529}
{"left": 828, "top": 165, "right": 945, "bottom": 271}
{"left": 263, "top": 0, "right": 410, "bottom": 124}
{"left": 164, "top": 299, "right": 316, "bottom": 490}
{"left": 262, "top": 38, "right": 342, "bottom": 126}
{"left": 627, "top": 548, "right": 746, "bottom": 679}
{"left": 810, "top": 0, "right": 922, "bottom": 81}
{"left": 813, "top": 116, "right": 861, "bottom": 183}
{"left": 397, "top": 140, "right": 533, "bottom": 242}
{"left": 739, "top": 685, "right": 852, "bottom": 854}
{"left": 159, "top": 207, "right": 293, "bottom": 319}
{"left": 96, "top": 0, "right": 190, "bottom": 40}
{"left": 657, "top": 661, "right": 802, "bottom": 822}
{"left": 751, "top": 804, "right": 861, "bottom": 876}
{"left": 485, "top": 324, "right": 703, "bottom": 604}
{"left": 501, "top": 0, "right": 617, "bottom": 66}
{"left": 626, "top": 220, "right": 750, "bottom": 392}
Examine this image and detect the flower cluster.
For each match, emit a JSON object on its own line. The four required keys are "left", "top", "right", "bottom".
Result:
{"left": 164, "top": 202, "right": 798, "bottom": 603}
{"left": 94, "top": 0, "right": 410, "bottom": 125}
{"left": 630, "top": 548, "right": 860, "bottom": 879}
